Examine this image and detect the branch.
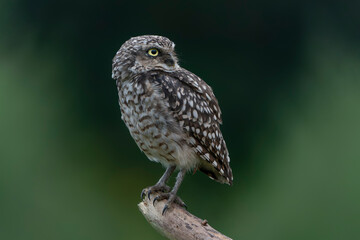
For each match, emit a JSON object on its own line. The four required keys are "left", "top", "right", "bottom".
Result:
{"left": 138, "top": 188, "right": 232, "bottom": 240}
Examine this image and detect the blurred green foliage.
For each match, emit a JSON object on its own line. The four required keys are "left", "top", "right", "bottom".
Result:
{"left": 0, "top": 1, "right": 359, "bottom": 239}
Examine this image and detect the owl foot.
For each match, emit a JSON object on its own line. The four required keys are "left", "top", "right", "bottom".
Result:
{"left": 140, "top": 184, "right": 171, "bottom": 200}
{"left": 153, "top": 192, "right": 187, "bottom": 215}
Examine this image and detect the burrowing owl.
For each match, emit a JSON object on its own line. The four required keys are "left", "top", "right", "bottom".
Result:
{"left": 112, "top": 35, "right": 233, "bottom": 214}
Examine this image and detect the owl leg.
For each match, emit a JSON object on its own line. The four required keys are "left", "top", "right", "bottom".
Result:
{"left": 141, "top": 165, "right": 176, "bottom": 200}
{"left": 153, "top": 168, "right": 187, "bottom": 215}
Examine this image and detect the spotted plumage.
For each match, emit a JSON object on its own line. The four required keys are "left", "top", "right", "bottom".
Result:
{"left": 112, "top": 35, "right": 233, "bottom": 213}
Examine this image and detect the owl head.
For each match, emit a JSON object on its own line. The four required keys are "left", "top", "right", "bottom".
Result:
{"left": 112, "top": 35, "right": 179, "bottom": 80}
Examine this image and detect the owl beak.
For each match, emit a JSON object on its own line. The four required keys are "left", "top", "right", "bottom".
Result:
{"left": 164, "top": 56, "right": 175, "bottom": 67}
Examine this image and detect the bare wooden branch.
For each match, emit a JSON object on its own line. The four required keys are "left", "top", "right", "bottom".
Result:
{"left": 138, "top": 188, "right": 232, "bottom": 240}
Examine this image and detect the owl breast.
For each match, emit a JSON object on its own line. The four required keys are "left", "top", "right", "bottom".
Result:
{"left": 117, "top": 77, "right": 199, "bottom": 170}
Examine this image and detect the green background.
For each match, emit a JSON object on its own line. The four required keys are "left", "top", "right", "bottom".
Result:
{"left": 1, "top": 1, "right": 359, "bottom": 239}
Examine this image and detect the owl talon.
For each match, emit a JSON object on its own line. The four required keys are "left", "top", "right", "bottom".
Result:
{"left": 152, "top": 192, "right": 187, "bottom": 211}
{"left": 147, "top": 189, "right": 152, "bottom": 200}
{"left": 162, "top": 204, "right": 169, "bottom": 215}
{"left": 153, "top": 196, "right": 160, "bottom": 206}
{"left": 141, "top": 184, "right": 171, "bottom": 201}
{"left": 140, "top": 189, "right": 146, "bottom": 199}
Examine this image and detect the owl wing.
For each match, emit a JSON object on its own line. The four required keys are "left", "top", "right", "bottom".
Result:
{"left": 149, "top": 69, "right": 233, "bottom": 185}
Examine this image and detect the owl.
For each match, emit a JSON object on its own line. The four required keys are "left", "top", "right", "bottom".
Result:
{"left": 112, "top": 35, "right": 233, "bottom": 214}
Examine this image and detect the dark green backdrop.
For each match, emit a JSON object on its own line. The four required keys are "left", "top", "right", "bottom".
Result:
{"left": 1, "top": 1, "right": 359, "bottom": 239}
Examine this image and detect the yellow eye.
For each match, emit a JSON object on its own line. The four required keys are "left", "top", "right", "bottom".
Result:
{"left": 148, "top": 48, "right": 159, "bottom": 57}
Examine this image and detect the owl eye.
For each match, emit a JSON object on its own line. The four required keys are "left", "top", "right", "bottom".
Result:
{"left": 147, "top": 48, "right": 159, "bottom": 57}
